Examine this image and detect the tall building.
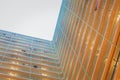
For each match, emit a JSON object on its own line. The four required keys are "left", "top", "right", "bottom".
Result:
{"left": 0, "top": 30, "right": 61, "bottom": 80}
{"left": 53, "top": 0, "right": 120, "bottom": 80}
{"left": 0, "top": 0, "right": 120, "bottom": 80}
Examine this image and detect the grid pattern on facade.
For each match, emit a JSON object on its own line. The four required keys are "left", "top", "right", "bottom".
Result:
{"left": 0, "top": 30, "right": 61, "bottom": 80}
{"left": 0, "top": 0, "right": 120, "bottom": 80}
{"left": 53, "top": 0, "right": 120, "bottom": 80}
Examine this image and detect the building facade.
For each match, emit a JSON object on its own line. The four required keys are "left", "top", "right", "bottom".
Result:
{"left": 0, "top": 0, "right": 120, "bottom": 80}
{"left": 53, "top": 0, "right": 120, "bottom": 80}
{"left": 0, "top": 30, "right": 60, "bottom": 80}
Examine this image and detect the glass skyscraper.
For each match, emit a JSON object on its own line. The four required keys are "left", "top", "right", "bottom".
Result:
{"left": 0, "top": 30, "right": 60, "bottom": 80}
{"left": 0, "top": 0, "right": 120, "bottom": 80}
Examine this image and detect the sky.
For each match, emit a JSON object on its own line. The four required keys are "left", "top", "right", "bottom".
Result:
{"left": 0, "top": 0, "right": 62, "bottom": 41}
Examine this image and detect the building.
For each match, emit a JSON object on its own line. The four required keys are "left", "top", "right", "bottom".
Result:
{"left": 0, "top": 0, "right": 120, "bottom": 80}
{"left": 0, "top": 30, "right": 61, "bottom": 80}
{"left": 53, "top": 0, "right": 120, "bottom": 80}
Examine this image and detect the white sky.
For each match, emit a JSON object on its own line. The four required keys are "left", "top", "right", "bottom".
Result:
{"left": 0, "top": 0, "right": 62, "bottom": 41}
